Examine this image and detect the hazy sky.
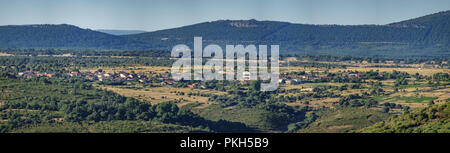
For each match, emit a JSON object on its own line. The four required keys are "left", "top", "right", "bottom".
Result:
{"left": 0, "top": 0, "right": 449, "bottom": 31}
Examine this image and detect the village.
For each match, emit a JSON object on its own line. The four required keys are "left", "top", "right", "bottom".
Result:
{"left": 15, "top": 69, "right": 365, "bottom": 87}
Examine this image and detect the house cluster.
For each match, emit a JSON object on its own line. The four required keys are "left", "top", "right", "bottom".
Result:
{"left": 342, "top": 72, "right": 363, "bottom": 78}
{"left": 278, "top": 72, "right": 321, "bottom": 85}
{"left": 15, "top": 70, "right": 364, "bottom": 87}
{"left": 67, "top": 71, "right": 146, "bottom": 82}
{"left": 16, "top": 71, "right": 54, "bottom": 78}
{"left": 14, "top": 69, "right": 182, "bottom": 86}
{"left": 278, "top": 72, "right": 363, "bottom": 84}
{"left": 157, "top": 73, "right": 175, "bottom": 85}
{"left": 278, "top": 78, "right": 303, "bottom": 85}
{"left": 65, "top": 70, "right": 179, "bottom": 86}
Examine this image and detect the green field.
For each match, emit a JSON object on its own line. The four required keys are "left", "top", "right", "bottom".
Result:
{"left": 397, "top": 84, "right": 428, "bottom": 89}
{"left": 392, "top": 96, "right": 438, "bottom": 103}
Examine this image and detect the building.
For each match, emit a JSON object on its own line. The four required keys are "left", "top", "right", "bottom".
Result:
{"left": 243, "top": 71, "right": 251, "bottom": 80}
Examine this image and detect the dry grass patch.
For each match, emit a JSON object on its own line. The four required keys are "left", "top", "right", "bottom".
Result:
{"left": 285, "top": 97, "right": 338, "bottom": 108}
{"left": 37, "top": 54, "right": 73, "bottom": 57}
{"left": 96, "top": 85, "right": 225, "bottom": 107}
{"left": 280, "top": 66, "right": 325, "bottom": 73}
{"left": 281, "top": 84, "right": 313, "bottom": 91}
{"left": 52, "top": 53, "right": 73, "bottom": 57}
{"left": 0, "top": 52, "right": 13, "bottom": 56}
{"left": 380, "top": 87, "right": 448, "bottom": 109}
{"left": 308, "top": 98, "right": 339, "bottom": 108}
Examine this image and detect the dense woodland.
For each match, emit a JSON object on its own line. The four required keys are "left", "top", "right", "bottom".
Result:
{"left": 0, "top": 74, "right": 252, "bottom": 133}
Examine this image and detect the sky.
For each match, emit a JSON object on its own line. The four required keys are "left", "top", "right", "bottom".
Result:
{"left": 0, "top": 0, "right": 449, "bottom": 31}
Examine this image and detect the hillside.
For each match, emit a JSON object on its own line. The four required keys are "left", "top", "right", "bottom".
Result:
{"left": 359, "top": 102, "right": 450, "bottom": 133}
{"left": 296, "top": 107, "right": 390, "bottom": 133}
{"left": 388, "top": 10, "right": 450, "bottom": 45}
{"left": 389, "top": 10, "right": 450, "bottom": 28}
{"left": 0, "top": 24, "right": 149, "bottom": 50}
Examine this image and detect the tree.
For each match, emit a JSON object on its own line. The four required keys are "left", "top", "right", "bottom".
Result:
{"left": 382, "top": 106, "right": 390, "bottom": 113}
{"left": 249, "top": 80, "right": 261, "bottom": 91}
{"left": 429, "top": 100, "right": 435, "bottom": 106}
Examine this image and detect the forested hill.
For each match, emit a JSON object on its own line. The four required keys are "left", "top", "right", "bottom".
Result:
{"left": 125, "top": 10, "right": 450, "bottom": 57}
{"left": 0, "top": 24, "right": 150, "bottom": 50}
{"left": 387, "top": 10, "right": 450, "bottom": 45}
{"left": 0, "top": 10, "right": 449, "bottom": 57}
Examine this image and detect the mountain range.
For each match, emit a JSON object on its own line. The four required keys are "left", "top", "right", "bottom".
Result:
{"left": 0, "top": 10, "right": 449, "bottom": 57}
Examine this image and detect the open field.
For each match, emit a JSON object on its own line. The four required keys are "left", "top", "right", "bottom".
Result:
{"left": 284, "top": 97, "right": 339, "bottom": 108}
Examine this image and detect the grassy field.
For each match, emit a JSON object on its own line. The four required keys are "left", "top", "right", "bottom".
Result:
{"left": 388, "top": 87, "right": 449, "bottom": 107}
{"left": 397, "top": 84, "right": 428, "bottom": 89}
{"left": 391, "top": 96, "right": 438, "bottom": 103}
